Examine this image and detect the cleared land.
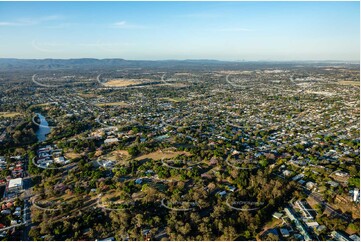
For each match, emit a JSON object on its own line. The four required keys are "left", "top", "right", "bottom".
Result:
{"left": 305, "top": 90, "right": 334, "bottom": 96}
{"left": 95, "top": 101, "right": 129, "bottom": 107}
{"left": 64, "top": 152, "right": 82, "bottom": 160}
{"left": 104, "top": 79, "right": 143, "bottom": 87}
{"left": 30, "top": 102, "right": 55, "bottom": 108}
{"left": 105, "top": 150, "right": 129, "bottom": 162}
{"left": 0, "top": 112, "right": 22, "bottom": 118}
{"left": 100, "top": 190, "right": 124, "bottom": 203}
{"left": 136, "top": 150, "right": 191, "bottom": 161}
{"left": 257, "top": 217, "right": 283, "bottom": 240}
{"left": 331, "top": 199, "right": 360, "bottom": 220}
{"left": 338, "top": 81, "right": 360, "bottom": 86}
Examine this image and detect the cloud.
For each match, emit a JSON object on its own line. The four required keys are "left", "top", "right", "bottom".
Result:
{"left": 114, "top": 21, "right": 127, "bottom": 27}
{"left": 0, "top": 15, "right": 62, "bottom": 27}
{"left": 111, "top": 21, "right": 146, "bottom": 29}
{"left": 0, "top": 20, "right": 34, "bottom": 26}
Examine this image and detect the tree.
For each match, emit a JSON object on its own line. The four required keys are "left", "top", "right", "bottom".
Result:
{"left": 220, "top": 226, "right": 237, "bottom": 240}
{"left": 29, "top": 227, "right": 41, "bottom": 240}
{"left": 128, "top": 146, "right": 140, "bottom": 157}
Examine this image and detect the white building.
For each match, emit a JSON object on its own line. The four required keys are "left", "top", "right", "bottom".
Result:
{"left": 7, "top": 178, "right": 23, "bottom": 193}
{"left": 104, "top": 138, "right": 119, "bottom": 144}
{"left": 54, "top": 156, "right": 66, "bottom": 164}
{"left": 306, "top": 181, "right": 316, "bottom": 190}
{"left": 353, "top": 188, "right": 359, "bottom": 202}
{"left": 102, "top": 160, "right": 114, "bottom": 168}
{"left": 335, "top": 171, "right": 349, "bottom": 177}
{"left": 283, "top": 170, "right": 292, "bottom": 177}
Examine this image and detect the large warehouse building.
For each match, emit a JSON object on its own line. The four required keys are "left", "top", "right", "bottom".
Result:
{"left": 7, "top": 178, "right": 23, "bottom": 193}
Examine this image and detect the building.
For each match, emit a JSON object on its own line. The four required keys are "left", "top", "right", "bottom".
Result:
{"left": 327, "top": 180, "right": 339, "bottom": 187}
{"left": 226, "top": 185, "right": 237, "bottom": 192}
{"left": 273, "top": 212, "right": 283, "bottom": 219}
{"left": 331, "top": 231, "right": 351, "bottom": 241}
{"left": 54, "top": 156, "right": 66, "bottom": 164}
{"left": 283, "top": 170, "right": 292, "bottom": 177}
{"left": 292, "top": 173, "right": 304, "bottom": 181}
{"left": 7, "top": 178, "right": 23, "bottom": 193}
{"left": 335, "top": 171, "right": 349, "bottom": 177}
{"left": 295, "top": 200, "right": 314, "bottom": 219}
{"left": 284, "top": 207, "right": 312, "bottom": 241}
{"left": 104, "top": 138, "right": 119, "bottom": 144}
{"left": 280, "top": 228, "right": 290, "bottom": 237}
{"left": 349, "top": 234, "right": 360, "bottom": 241}
{"left": 306, "top": 181, "right": 316, "bottom": 190}
{"left": 0, "top": 209, "right": 11, "bottom": 215}
{"left": 353, "top": 188, "right": 359, "bottom": 202}
{"left": 218, "top": 191, "right": 227, "bottom": 197}
{"left": 96, "top": 237, "right": 115, "bottom": 241}
{"left": 101, "top": 160, "right": 114, "bottom": 168}
{"left": 316, "top": 225, "right": 326, "bottom": 234}
{"left": 306, "top": 221, "right": 319, "bottom": 228}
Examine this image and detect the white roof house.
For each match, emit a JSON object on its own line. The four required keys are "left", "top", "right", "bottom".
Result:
{"left": 104, "top": 138, "right": 119, "bottom": 144}
{"left": 306, "top": 181, "right": 316, "bottom": 190}
{"left": 8, "top": 178, "right": 23, "bottom": 191}
{"left": 54, "top": 156, "right": 65, "bottom": 164}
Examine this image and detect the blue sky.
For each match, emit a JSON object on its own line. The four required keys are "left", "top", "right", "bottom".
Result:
{"left": 0, "top": 1, "right": 359, "bottom": 60}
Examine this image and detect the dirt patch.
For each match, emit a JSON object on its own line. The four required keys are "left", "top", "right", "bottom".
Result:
{"left": 105, "top": 150, "right": 129, "bottom": 161}
{"left": 159, "top": 97, "right": 187, "bottom": 103}
{"left": 338, "top": 81, "right": 360, "bottom": 86}
{"left": 257, "top": 218, "right": 283, "bottom": 240}
{"left": 95, "top": 101, "right": 129, "bottom": 107}
{"left": 0, "top": 112, "right": 22, "bottom": 118}
{"left": 330, "top": 173, "right": 349, "bottom": 183}
{"left": 136, "top": 150, "right": 191, "bottom": 161}
{"left": 331, "top": 200, "right": 360, "bottom": 220}
{"left": 104, "top": 79, "right": 143, "bottom": 87}
{"left": 64, "top": 152, "right": 82, "bottom": 160}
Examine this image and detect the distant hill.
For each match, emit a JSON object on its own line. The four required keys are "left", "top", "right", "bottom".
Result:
{"left": 0, "top": 58, "right": 358, "bottom": 71}
{"left": 0, "top": 58, "right": 128, "bottom": 70}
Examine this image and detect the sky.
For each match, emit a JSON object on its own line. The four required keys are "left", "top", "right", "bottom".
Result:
{"left": 0, "top": 1, "right": 359, "bottom": 61}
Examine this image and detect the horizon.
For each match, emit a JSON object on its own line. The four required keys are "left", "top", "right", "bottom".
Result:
{"left": 0, "top": 1, "right": 360, "bottom": 61}
{"left": 0, "top": 57, "right": 360, "bottom": 63}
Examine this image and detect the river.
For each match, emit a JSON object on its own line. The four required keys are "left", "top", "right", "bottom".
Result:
{"left": 35, "top": 113, "right": 51, "bottom": 142}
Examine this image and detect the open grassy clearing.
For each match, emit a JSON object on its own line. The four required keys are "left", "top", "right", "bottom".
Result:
{"left": 95, "top": 101, "right": 129, "bottom": 107}
{"left": 64, "top": 152, "right": 82, "bottom": 160}
{"left": 136, "top": 150, "right": 191, "bottom": 161}
{"left": 331, "top": 200, "right": 360, "bottom": 220}
{"left": 257, "top": 217, "right": 283, "bottom": 240}
{"left": 338, "top": 81, "right": 360, "bottom": 86}
{"left": 159, "top": 97, "right": 187, "bottom": 103}
{"left": 0, "top": 112, "right": 22, "bottom": 118}
{"left": 35, "top": 194, "right": 80, "bottom": 208}
{"left": 104, "top": 79, "right": 143, "bottom": 87}
{"left": 102, "top": 150, "right": 130, "bottom": 164}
